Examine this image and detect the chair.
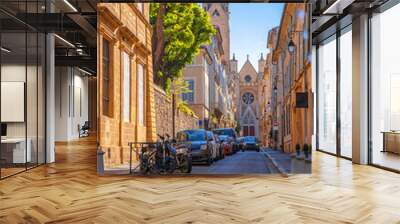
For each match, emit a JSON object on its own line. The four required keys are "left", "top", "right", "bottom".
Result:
{"left": 79, "top": 121, "right": 90, "bottom": 138}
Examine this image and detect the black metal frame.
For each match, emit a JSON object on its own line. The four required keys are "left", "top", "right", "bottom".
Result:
{"left": 0, "top": 0, "right": 48, "bottom": 180}
{"left": 367, "top": 10, "right": 373, "bottom": 165}
{"left": 367, "top": 0, "right": 400, "bottom": 172}
{"left": 336, "top": 26, "right": 341, "bottom": 157}
{"left": 315, "top": 32, "right": 338, "bottom": 156}
{"left": 315, "top": 44, "right": 319, "bottom": 152}
{"left": 315, "top": 0, "right": 400, "bottom": 171}
{"left": 315, "top": 22, "right": 353, "bottom": 161}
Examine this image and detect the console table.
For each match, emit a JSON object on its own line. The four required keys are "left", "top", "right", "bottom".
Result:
{"left": 382, "top": 131, "right": 400, "bottom": 154}
{"left": 1, "top": 138, "right": 32, "bottom": 164}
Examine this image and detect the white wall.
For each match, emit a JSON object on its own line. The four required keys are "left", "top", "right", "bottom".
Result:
{"left": 312, "top": 46, "right": 317, "bottom": 150}
{"left": 55, "top": 67, "right": 89, "bottom": 141}
{"left": 1, "top": 65, "right": 35, "bottom": 137}
{"left": 1, "top": 63, "right": 46, "bottom": 163}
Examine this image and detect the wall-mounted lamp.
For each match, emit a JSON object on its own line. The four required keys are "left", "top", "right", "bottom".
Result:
{"left": 273, "top": 86, "right": 278, "bottom": 93}
{"left": 1, "top": 47, "right": 11, "bottom": 53}
{"left": 63, "top": 0, "right": 78, "bottom": 12}
{"left": 288, "top": 39, "right": 296, "bottom": 54}
{"left": 54, "top": 34, "right": 75, "bottom": 48}
{"left": 78, "top": 67, "right": 94, "bottom": 76}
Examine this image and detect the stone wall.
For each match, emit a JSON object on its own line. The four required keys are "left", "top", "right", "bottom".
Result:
{"left": 98, "top": 3, "right": 156, "bottom": 168}
{"left": 154, "top": 85, "right": 198, "bottom": 137}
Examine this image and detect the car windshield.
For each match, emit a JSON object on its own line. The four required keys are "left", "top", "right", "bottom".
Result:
{"left": 183, "top": 130, "right": 206, "bottom": 141}
{"left": 244, "top": 136, "right": 256, "bottom": 142}
{"left": 213, "top": 129, "right": 234, "bottom": 137}
{"left": 218, "top": 135, "right": 229, "bottom": 140}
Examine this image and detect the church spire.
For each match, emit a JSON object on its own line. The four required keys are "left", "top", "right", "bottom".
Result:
{"left": 260, "top": 53, "right": 264, "bottom": 60}
{"left": 246, "top": 54, "right": 249, "bottom": 61}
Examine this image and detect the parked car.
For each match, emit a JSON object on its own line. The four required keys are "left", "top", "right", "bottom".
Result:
{"left": 206, "top": 131, "right": 220, "bottom": 161}
{"left": 214, "top": 135, "right": 225, "bottom": 159}
{"left": 217, "top": 134, "right": 234, "bottom": 155}
{"left": 212, "top": 128, "right": 239, "bottom": 153}
{"left": 242, "top": 136, "right": 260, "bottom": 152}
{"left": 237, "top": 137, "right": 245, "bottom": 151}
{"left": 176, "top": 129, "right": 217, "bottom": 165}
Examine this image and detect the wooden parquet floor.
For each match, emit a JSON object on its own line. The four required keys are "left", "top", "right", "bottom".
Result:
{"left": 1, "top": 136, "right": 400, "bottom": 224}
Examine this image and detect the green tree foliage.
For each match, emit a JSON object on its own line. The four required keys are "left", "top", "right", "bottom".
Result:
{"left": 150, "top": 3, "right": 215, "bottom": 91}
{"left": 169, "top": 76, "right": 197, "bottom": 118}
{"left": 235, "top": 120, "right": 241, "bottom": 135}
{"left": 168, "top": 75, "right": 191, "bottom": 97}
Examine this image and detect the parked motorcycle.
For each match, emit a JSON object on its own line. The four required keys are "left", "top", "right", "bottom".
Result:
{"left": 139, "top": 134, "right": 192, "bottom": 174}
{"left": 173, "top": 140, "right": 192, "bottom": 173}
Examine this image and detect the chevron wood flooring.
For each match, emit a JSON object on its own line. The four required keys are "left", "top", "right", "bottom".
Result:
{"left": 1, "top": 136, "right": 400, "bottom": 224}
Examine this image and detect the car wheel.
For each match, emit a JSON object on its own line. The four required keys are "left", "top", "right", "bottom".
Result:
{"left": 180, "top": 156, "right": 192, "bottom": 173}
{"left": 206, "top": 154, "right": 213, "bottom": 165}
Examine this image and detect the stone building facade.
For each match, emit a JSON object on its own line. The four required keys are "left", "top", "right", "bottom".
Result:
{"left": 270, "top": 4, "right": 313, "bottom": 153}
{"left": 203, "top": 3, "right": 230, "bottom": 70}
{"left": 154, "top": 85, "right": 197, "bottom": 137}
{"left": 261, "top": 27, "right": 280, "bottom": 147}
{"left": 181, "top": 47, "right": 212, "bottom": 129}
{"left": 97, "top": 3, "right": 156, "bottom": 168}
{"left": 231, "top": 56, "right": 265, "bottom": 138}
{"left": 182, "top": 3, "right": 235, "bottom": 130}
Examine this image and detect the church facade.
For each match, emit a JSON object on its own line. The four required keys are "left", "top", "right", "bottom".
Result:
{"left": 229, "top": 55, "right": 265, "bottom": 138}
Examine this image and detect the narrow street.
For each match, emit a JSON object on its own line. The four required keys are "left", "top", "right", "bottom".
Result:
{"left": 192, "top": 151, "right": 279, "bottom": 174}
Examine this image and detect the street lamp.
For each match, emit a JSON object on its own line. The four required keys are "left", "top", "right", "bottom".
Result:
{"left": 288, "top": 39, "right": 296, "bottom": 53}
{"left": 288, "top": 29, "right": 310, "bottom": 149}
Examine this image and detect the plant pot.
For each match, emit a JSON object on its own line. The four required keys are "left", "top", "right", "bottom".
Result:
{"left": 295, "top": 144, "right": 301, "bottom": 157}
{"left": 303, "top": 144, "right": 309, "bottom": 159}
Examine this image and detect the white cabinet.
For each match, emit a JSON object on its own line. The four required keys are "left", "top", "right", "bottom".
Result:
{"left": 1, "top": 138, "right": 32, "bottom": 163}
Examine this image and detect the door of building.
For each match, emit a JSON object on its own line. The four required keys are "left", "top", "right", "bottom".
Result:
{"left": 243, "top": 126, "right": 249, "bottom": 136}
{"left": 249, "top": 126, "right": 255, "bottom": 136}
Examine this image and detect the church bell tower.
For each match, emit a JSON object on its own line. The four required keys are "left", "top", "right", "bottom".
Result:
{"left": 203, "top": 3, "right": 230, "bottom": 69}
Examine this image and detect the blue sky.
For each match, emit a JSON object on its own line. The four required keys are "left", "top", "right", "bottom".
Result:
{"left": 230, "top": 3, "right": 284, "bottom": 69}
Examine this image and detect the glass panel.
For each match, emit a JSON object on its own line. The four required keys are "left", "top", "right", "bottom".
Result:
{"left": 123, "top": 52, "right": 130, "bottom": 122}
{"left": 1, "top": 30, "right": 27, "bottom": 177}
{"left": 317, "top": 36, "right": 337, "bottom": 154}
{"left": 102, "top": 39, "right": 110, "bottom": 116}
{"left": 137, "top": 64, "right": 144, "bottom": 126}
{"left": 182, "top": 80, "right": 194, "bottom": 103}
{"left": 27, "top": 31, "right": 38, "bottom": 168}
{"left": 38, "top": 32, "right": 45, "bottom": 165}
{"left": 340, "top": 28, "right": 352, "bottom": 158}
{"left": 371, "top": 4, "right": 400, "bottom": 171}
{"left": 312, "top": 46, "right": 317, "bottom": 150}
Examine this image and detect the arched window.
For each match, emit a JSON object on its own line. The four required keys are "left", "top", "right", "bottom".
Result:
{"left": 212, "top": 10, "right": 220, "bottom": 17}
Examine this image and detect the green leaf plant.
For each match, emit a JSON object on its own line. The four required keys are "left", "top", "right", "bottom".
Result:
{"left": 150, "top": 3, "right": 216, "bottom": 92}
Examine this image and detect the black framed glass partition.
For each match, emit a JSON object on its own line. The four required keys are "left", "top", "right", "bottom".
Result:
{"left": 315, "top": 25, "right": 353, "bottom": 159}
{"left": 313, "top": 0, "right": 399, "bottom": 172}
{"left": 370, "top": 2, "right": 400, "bottom": 171}
{"left": 0, "top": 0, "right": 46, "bottom": 179}
{"left": 317, "top": 34, "right": 337, "bottom": 155}
{"left": 339, "top": 25, "right": 352, "bottom": 159}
